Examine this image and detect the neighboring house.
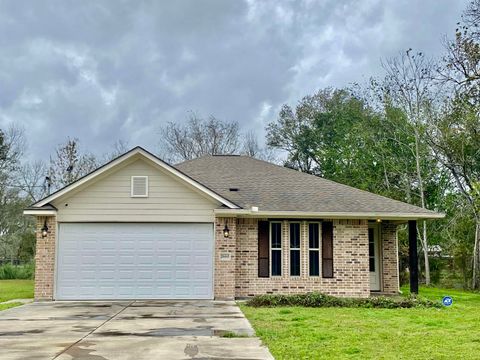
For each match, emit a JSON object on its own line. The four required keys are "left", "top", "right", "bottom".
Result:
{"left": 24, "top": 147, "right": 443, "bottom": 301}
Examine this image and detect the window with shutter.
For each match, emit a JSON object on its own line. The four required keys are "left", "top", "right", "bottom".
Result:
{"left": 322, "top": 221, "right": 334, "bottom": 278}
{"left": 258, "top": 221, "right": 270, "bottom": 277}
{"left": 131, "top": 176, "right": 149, "bottom": 197}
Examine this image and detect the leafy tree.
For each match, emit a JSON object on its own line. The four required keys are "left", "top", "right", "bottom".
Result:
{"left": 433, "top": 1, "right": 480, "bottom": 288}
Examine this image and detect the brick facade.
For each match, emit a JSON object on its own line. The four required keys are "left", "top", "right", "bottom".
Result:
{"left": 34, "top": 216, "right": 399, "bottom": 301}
{"left": 34, "top": 216, "right": 56, "bottom": 301}
{"left": 214, "top": 217, "right": 237, "bottom": 299}
{"left": 381, "top": 222, "right": 400, "bottom": 294}
{"left": 233, "top": 218, "right": 372, "bottom": 298}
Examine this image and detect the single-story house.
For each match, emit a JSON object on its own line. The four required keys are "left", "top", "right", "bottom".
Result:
{"left": 24, "top": 147, "right": 443, "bottom": 301}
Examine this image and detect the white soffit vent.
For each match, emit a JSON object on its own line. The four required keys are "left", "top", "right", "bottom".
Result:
{"left": 131, "top": 176, "right": 148, "bottom": 197}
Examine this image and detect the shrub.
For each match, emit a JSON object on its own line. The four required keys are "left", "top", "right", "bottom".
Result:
{"left": 0, "top": 263, "right": 35, "bottom": 280}
{"left": 245, "top": 292, "right": 441, "bottom": 309}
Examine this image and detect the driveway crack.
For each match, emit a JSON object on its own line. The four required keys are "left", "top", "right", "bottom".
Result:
{"left": 52, "top": 301, "right": 135, "bottom": 360}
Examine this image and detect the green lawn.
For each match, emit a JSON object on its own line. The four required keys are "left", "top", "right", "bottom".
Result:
{"left": 240, "top": 287, "right": 480, "bottom": 359}
{"left": 0, "top": 302, "right": 23, "bottom": 311}
{"left": 0, "top": 280, "right": 34, "bottom": 303}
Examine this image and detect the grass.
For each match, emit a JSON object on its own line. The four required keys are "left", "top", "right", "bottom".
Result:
{"left": 0, "top": 280, "right": 34, "bottom": 303}
{"left": 240, "top": 287, "right": 480, "bottom": 359}
{"left": 0, "top": 302, "right": 23, "bottom": 311}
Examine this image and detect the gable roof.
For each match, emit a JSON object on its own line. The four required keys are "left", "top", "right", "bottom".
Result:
{"left": 29, "top": 147, "right": 240, "bottom": 211}
{"left": 176, "top": 155, "right": 443, "bottom": 220}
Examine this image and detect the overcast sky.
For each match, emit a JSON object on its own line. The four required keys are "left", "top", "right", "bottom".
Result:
{"left": 0, "top": 0, "right": 468, "bottom": 160}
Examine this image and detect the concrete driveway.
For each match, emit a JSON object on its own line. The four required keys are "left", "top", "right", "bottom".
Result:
{"left": 0, "top": 301, "right": 273, "bottom": 360}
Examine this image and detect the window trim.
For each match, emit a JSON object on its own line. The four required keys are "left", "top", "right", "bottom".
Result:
{"left": 270, "top": 221, "right": 282, "bottom": 277}
{"left": 289, "top": 221, "right": 301, "bottom": 277}
{"left": 130, "top": 176, "right": 149, "bottom": 198}
{"left": 308, "top": 221, "right": 321, "bottom": 277}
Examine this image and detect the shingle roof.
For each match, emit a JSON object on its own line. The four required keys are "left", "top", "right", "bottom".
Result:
{"left": 175, "top": 155, "right": 441, "bottom": 218}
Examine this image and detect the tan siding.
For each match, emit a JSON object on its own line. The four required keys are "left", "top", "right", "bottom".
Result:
{"left": 53, "top": 158, "right": 218, "bottom": 222}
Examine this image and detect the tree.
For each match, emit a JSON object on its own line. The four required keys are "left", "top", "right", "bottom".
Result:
{"left": 377, "top": 50, "right": 440, "bottom": 285}
{"left": 17, "top": 160, "right": 48, "bottom": 202}
{"left": 101, "top": 139, "right": 130, "bottom": 163}
{"left": 0, "top": 126, "right": 33, "bottom": 263}
{"left": 242, "top": 130, "right": 277, "bottom": 162}
{"left": 48, "top": 138, "right": 97, "bottom": 191}
{"left": 159, "top": 114, "right": 241, "bottom": 163}
{"left": 428, "top": 96, "right": 480, "bottom": 288}
{"left": 434, "top": 1, "right": 480, "bottom": 288}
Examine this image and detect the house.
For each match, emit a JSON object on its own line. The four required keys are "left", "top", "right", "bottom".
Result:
{"left": 24, "top": 147, "right": 443, "bottom": 301}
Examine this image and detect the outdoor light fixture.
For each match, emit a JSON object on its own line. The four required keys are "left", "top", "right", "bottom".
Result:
{"left": 223, "top": 223, "right": 230, "bottom": 238}
{"left": 376, "top": 218, "right": 382, "bottom": 223}
{"left": 41, "top": 220, "right": 49, "bottom": 238}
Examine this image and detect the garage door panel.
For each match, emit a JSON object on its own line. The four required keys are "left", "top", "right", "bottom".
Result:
{"left": 56, "top": 223, "right": 213, "bottom": 300}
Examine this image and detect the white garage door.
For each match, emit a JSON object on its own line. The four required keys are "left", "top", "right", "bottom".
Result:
{"left": 56, "top": 223, "right": 214, "bottom": 300}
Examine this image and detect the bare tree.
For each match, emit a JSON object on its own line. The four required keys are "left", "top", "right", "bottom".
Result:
{"left": 159, "top": 114, "right": 241, "bottom": 162}
{"left": 48, "top": 138, "right": 97, "bottom": 190}
{"left": 101, "top": 139, "right": 130, "bottom": 163}
{"left": 0, "top": 125, "right": 31, "bottom": 263}
{"left": 242, "top": 130, "right": 278, "bottom": 162}
{"left": 16, "top": 160, "right": 48, "bottom": 202}
{"left": 380, "top": 50, "right": 439, "bottom": 285}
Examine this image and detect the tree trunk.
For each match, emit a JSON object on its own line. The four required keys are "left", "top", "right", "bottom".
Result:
{"left": 473, "top": 220, "right": 480, "bottom": 289}
{"left": 413, "top": 128, "right": 430, "bottom": 285}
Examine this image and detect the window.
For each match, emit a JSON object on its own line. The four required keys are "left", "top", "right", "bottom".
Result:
{"left": 322, "top": 221, "right": 334, "bottom": 278}
{"left": 308, "top": 223, "right": 320, "bottom": 276}
{"left": 270, "top": 222, "right": 282, "bottom": 276}
{"left": 290, "top": 223, "right": 301, "bottom": 276}
{"left": 368, "top": 228, "right": 375, "bottom": 272}
{"left": 131, "top": 176, "right": 148, "bottom": 197}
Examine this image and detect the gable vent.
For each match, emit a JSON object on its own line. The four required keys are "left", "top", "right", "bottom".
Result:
{"left": 131, "top": 176, "right": 148, "bottom": 197}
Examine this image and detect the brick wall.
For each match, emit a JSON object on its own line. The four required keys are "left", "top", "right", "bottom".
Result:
{"left": 234, "top": 218, "right": 370, "bottom": 298}
{"left": 381, "top": 222, "right": 400, "bottom": 294}
{"left": 34, "top": 216, "right": 56, "bottom": 301}
{"left": 214, "top": 217, "right": 237, "bottom": 299}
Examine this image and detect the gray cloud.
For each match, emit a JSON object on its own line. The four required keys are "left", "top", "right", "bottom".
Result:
{"left": 0, "top": 0, "right": 468, "bottom": 159}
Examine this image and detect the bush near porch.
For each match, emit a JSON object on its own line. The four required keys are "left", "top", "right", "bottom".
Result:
{"left": 240, "top": 287, "right": 480, "bottom": 360}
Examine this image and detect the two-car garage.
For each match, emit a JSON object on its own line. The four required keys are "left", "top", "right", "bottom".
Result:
{"left": 55, "top": 223, "right": 214, "bottom": 300}
{"left": 25, "top": 149, "right": 240, "bottom": 301}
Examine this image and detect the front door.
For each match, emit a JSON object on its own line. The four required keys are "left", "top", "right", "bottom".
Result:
{"left": 368, "top": 224, "right": 381, "bottom": 291}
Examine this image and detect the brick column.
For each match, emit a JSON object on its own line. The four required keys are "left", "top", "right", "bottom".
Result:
{"left": 34, "top": 216, "right": 56, "bottom": 301}
{"left": 214, "top": 217, "right": 236, "bottom": 300}
{"left": 382, "top": 222, "right": 400, "bottom": 294}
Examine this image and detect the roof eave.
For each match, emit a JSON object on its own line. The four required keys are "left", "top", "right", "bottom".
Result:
{"left": 213, "top": 209, "right": 445, "bottom": 220}
{"left": 23, "top": 209, "right": 57, "bottom": 216}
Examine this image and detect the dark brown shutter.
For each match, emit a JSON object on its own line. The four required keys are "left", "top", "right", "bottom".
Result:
{"left": 258, "top": 221, "right": 270, "bottom": 277}
{"left": 322, "top": 221, "right": 334, "bottom": 278}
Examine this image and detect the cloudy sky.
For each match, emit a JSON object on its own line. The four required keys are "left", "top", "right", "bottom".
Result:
{"left": 0, "top": 0, "right": 468, "bottom": 159}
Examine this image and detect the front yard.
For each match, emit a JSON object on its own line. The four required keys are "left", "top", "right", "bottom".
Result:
{"left": 0, "top": 280, "right": 34, "bottom": 304}
{"left": 241, "top": 287, "right": 480, "bottom": 359}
